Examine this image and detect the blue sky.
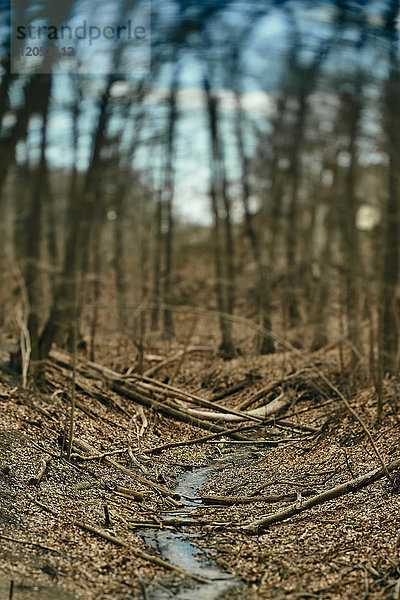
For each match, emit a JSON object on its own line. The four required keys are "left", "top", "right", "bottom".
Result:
{"left": 4, "top": 0, "right": 396, "bottom": 223}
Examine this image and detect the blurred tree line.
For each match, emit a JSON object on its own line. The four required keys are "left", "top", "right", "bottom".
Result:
{"left": 0, "top": 0, "right": 400, "bottom": 405}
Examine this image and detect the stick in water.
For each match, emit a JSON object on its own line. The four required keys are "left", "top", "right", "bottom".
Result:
{"left": 74, "top": 520, "right": 211, "bottom": 584}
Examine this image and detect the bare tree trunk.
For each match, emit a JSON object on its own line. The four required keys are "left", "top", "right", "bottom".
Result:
{"left": 309, "top": 150, "right": 340, "bottom": 350}
{"left": 340, "top": 91, "right": 362, "bottom": 370}
{"left": 310, "top": 205, "right": 333, "bottom": 350}
{"left": 114, "top": 186, "right": 127, "bottom": 334}
{"left": 24, "top": 76, "right": 52, "bottom": 371}
{"left": 162, "top": 185, "right": 174, "bottom": 336}
{"left": 43, "top": 173, "right": 58, "bottom": 289}
{"left": 235, "top": 93, "right": 274, "bottom": 354}
{"left": 0, "top": 65, "right": 12, "bottom": 122}
{"left": 259, "top": 97, "right": 289, "bottom": 353}
{"left": 379, "top": 0, "right": 400, "bottom": 377}
{"left": 151, "top": 190, "right": 162, "bottom": 331}
{"left": 136, "top": 196, "right": 150, "bottom": 373}
{"left": 112, "top": 88, "right": 146, "bottom": 335}
{"left": 40, "top": 76, "right": 112, "bottom": 360}
{"left": 285, "top": 92, "right": 306, "bottom": 327}
{"left": 38, "top": 89, "right": 80, "bottom": 360}
{"left": 0, "top": 75, "right": 46, "bottom": 195}
{"left": 204, "top": 77, "right": 236, "bottom": 359}
{"left": 89, "top": 231, "right": 101, "bottom": 362}
{"left": 162, "top": 72, "right": 178, "bottom": 337}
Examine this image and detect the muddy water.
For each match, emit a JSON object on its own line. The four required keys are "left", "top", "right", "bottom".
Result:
{"left": 139, "top": 450, "right": 257, "bottom": 600}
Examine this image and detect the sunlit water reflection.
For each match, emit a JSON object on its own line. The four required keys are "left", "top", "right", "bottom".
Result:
{"left": 139, "top": 451, "right": 256, "bottom": 600}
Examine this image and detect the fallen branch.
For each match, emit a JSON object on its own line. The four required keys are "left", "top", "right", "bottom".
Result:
{"left": 143, "top": 405, "right": 329, "bottom": 455}
{"left": 274, "top": 420, "right": 319, "bottom": 434}
{"left": 206, "top": 438, "right": 307, "bottom": 445}
{"left": 72, "top": 438, "right": 177, "bottom": 500}
{"left": 211, "top": 375, "right": 259, "bottom": 402}
{"left": 142, "top": 422, "right": 263, "bottom": 454}
{"left": 182, "top": 393, "right": 290, "bottom": 422}
{"left": 200, "top": 490, "right": 316, "bottom": 505}
{"left": 263, "top": 399, "right": 335, "bottom": 424}
{"left": 242, "top": 456, "right": 400, "bottom": 534}
{"left": 114, "top": 486, "right": 149, "bottom": 502}
{"left": 50, "top": 350, "right": 253, "bottom": 437}
{"left": 155, "top": 517, "right": 212, "bottom": 527}
{"left": 161, "top": 309, "right": 389, "bottom": 481}
{"left": 51, "top": 348, "right": 256, "bottom": 421}
{"left": 143, "top": 346, "right": 212, "bottom": 377}
{"left": 235, "top": 368, "right": 313, "bottom": 411}
{"left": 74, "top": 520, "right": 211, "bottom": 583}
{"left": 74, "top": 448, "right": 128, "bottom": 461}
{"left": 112, "top": 382, "right": 251, "bottom": 438}
{"left": 119, "top": 379, "right": 264, "bottom": 423}
{"left": 124, "top": 522, "right": 175, "bottom": 530}
{"left": 120, "top": 517, "right": 227, "bottom": 529}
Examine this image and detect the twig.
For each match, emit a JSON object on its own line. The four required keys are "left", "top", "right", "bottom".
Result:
{"left": 103, "top": 504, "right": 111, "bottom": 526}
{"left": 363, "top": 566, "right": 369, "bottom": 600}
{"left": 76, "top": 448, "right": 127, "bottom": 461}
{"left": 16, "top": 310, "right": 31, "bottom": 390}
{"left": 66, "top": 302, "right": 79, "bottom": 461}
{"left": 30, "top": 497, "right": 58, "bottom": 516}
{"left": 273, "top": 420, "right": 319, "bottom": 434}
{"left": 0, "top": 533, "right": 59, "bottom": 553}
{"left": 343, "top": 447, "right": 355, "bottom": 479}
{"left": 128, "top": 446, "right": 149, "bottom": 474}
{"left": 138, "top": 577, "right": 150, "bottom": 600}
{"left": 28, "top": 457, "right": 51, "bottom": 485}
{"left": 9, "top": 259, "right": 31, "bottom": 388}
{"left": 114, "top": 486, "right": 148, "bottom": 502}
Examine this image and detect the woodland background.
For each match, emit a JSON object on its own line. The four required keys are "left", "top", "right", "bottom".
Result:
{"left": 0, "top": 0, "right": 400, "bottom": 406}
{"left": 3, "top": 3, "right": 400, "bottom": 600}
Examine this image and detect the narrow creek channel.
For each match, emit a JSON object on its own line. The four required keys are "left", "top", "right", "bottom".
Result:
{"left": 139, "top": 449, "right": 258, "bottom": 600}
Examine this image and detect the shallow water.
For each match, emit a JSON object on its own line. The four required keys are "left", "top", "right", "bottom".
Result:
{"left": 139, "top": 450, "right": 256, "bottom": 600}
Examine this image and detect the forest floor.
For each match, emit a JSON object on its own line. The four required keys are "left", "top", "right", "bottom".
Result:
{"left": 1, "top": 325, "right": 400, "bottom": 600}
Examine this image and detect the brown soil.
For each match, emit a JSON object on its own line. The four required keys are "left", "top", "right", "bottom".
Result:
{"left": 1, "top": 337, "right": 400, "bottom": 600}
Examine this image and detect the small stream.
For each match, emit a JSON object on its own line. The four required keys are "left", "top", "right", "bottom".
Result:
{"left": 139, "top": 450, "right": 257, "bottom": 600}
